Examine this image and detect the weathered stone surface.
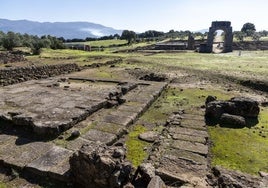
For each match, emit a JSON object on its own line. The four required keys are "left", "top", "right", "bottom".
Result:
{"left": 0, "top": 137, "right": 53, "bottom": 169}
{"left": 205, "top": 97, "right": 260, "bottom": 119}
{"left": 66, "top": 137, "right": 93, "bottom": 151}
{"left": 180, "top": 119, "right": 207, "bottom": 130}
{"left": 70, "top": 143, "right": 132, "bottom": 188}
{"left": 220, "top": 113, "right": 246, "bottom": 127}
{"left": 82, "top": 129, "right": 117, "bottom": 145}
{"left": 172, "top": 140, "right": 208, "bottom": 156}
{"left": 172, "top": 133, "right": 207, "bottom": 144}
{"left": 0, "top": 78, "right": 119, "bottom": 137}
{"left": 147, "top": 176, "right": 166, "bottom": 188}
{"left": 208, "top": 166, "right": 262, "bottom": 188}
{"left": 0, "top": 51, "right": 27, "bottom": 64}
{"left": 169, "top": 127, "right": 208, "bottom": 138}
{"left": 201, "top": 21, "right": 233, "bottom": 53}
{"left": 94, "top": 122, "right": 126, "bottom": 137}
{"left": 156, "top": 155, "right": 207, "bottom": 186}
{"left": 164, "top": 148, "right": 207, "bottom": 165}
{"left": 26, "top": 146, "right": 73, "bottom": 181}
{"left": 138, "top": 131, "right": 158, "bottom": 143}
{"left": 135, "top": 163, "right": 156, "bottom": 185}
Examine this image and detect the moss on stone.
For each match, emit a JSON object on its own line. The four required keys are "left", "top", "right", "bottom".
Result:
{"left": 125, "top": 124, "right": 150, "bottom": 168}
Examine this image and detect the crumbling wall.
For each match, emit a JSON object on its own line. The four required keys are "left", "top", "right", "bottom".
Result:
{"left": 0, "top": 51, "right": 27, "bottom": 64}
{"left": 0, "top": 63, "right": 80, "bottom": 86}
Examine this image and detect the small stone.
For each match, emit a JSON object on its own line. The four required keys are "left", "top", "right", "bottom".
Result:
{"left": 53, "top": 83, "right": 60, "bottom": 87}
{"left": 138, "top": 131, "right": 158, "bottom": 143}
{"left": 206, "top": 95, "right": 217, "bottom": 105}
{"left": 71, "top": 130, "right": 80, "bottom": 138}
{"left": 58, "top": 135, "right": 64, "bottom": 139}
{"left": 259, "top": 171, "right": 268, "bottom": 177}
{"left": 135, "top": 163, "right": 156, "bottom": 185}
{"left": 147, "top": 176, "right": 166, "bottom": 188}
{"left": 113, "top": 148, "right": 125, "bottom": 158}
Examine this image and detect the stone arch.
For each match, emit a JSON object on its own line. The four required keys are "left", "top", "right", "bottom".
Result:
{"left": 200, "top": 21, "right": 233, "bottom": 53}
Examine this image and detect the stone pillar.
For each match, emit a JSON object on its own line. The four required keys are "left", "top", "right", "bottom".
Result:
{"left": 223, "top": 27, "right": 233, "bottom": 52}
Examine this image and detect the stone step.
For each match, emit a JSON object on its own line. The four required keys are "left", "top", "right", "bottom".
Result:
{"left": 66, "top": 81, "right": 167, "bottom": 146}
{"left": 25, "top": 146, "right": 73, "bottom": 182}
{"left": 172, "top": 140, "right": 208, "bottom": 156}
{"left": 0, "top": 135, "right": 53, "bottom": 170}
{"left": 164, "top": 148, "right": 207, "bottom": 165}
{"left": 81, "top": 129, "right": 117, "bottom": 146}
{"left": 171, "top": 133, "right": 207, "bottom": 144}
{"left": 156, "top": 154, "right": 208, "bottom": 184}
{"left": 169, "top": 127, "right": 208, "bottom": 138}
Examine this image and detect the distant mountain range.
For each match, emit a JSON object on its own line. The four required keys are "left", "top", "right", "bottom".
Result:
{"left": 0, "top": 18, "right": 122, "bottom": 39}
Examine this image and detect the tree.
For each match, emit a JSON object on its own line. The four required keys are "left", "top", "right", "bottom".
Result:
{"left": 2, "top": 31, "right": 20, "bottom": 50}
{"left": 252, "top": 33, "right": 261, "bottom": 41}
{"left": 120, "top": 30, "right": 136, "bottom": 44}
{"left": 0, "top": 31, "right": 5, "bottom": 47}
{"left": 241, "top": 22, "right": 256, "bottom": 37}
{"left": 233, "top": 31, "right": 246, "bottom": 41}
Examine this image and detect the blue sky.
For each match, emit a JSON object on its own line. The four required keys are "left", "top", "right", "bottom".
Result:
{"left": 1, "top": 0, "right": 267, "bottom": 32}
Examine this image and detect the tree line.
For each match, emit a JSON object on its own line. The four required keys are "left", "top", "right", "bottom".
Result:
{"left": 0, "top": 31, "right": 65, "bottom": 54}
{"left": 233, "top": 23, "right": 268, "bottom": 41}
{"left": 1, "top": 22, "right": 267, "bottom": 54}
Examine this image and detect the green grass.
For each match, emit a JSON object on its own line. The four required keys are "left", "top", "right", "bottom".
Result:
{"left": 65, "top": 39, "right": 128, "bottom": 47}
{"left": 123, "top": 51, "right": 268, "bottom": 81}
{"left": 209, "top": 107, "right": 268, "bottom": 175}
{"left": 125, "top": 125, "right": 149, "bottom": 167}
{"left": 140, "top": 87, "right": 232, "bottom": 125}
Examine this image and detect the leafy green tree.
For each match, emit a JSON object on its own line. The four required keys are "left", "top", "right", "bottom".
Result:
{"left": 120, "top": 30, "right": 136, "bottom": 44}
{"left": 258, "top": 30, "right": 268, "bottom": 37}
{"left": 2, "top": 31, "right": 20, "bottom": 50}
{"left": 252, "top": 33, "right": 261, "bottom": 41}
{"left": 47, "top": 35, "right": 65, "bottom": 49}
{"left": 0, "top": 31, "right": 5, "bottom": 47}
{"left": 241, "top": 22, "right": 256, "bottom": 37}
{"left": 233, "top": 31, "right": 246, "bottom": 41}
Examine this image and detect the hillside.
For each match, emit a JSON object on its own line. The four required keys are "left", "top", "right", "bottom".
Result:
{"left": 0, "top": 18, "right": 122, "bottom": 39}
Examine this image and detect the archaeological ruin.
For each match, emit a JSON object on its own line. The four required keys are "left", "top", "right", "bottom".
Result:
{"left": 199, "top": 21, "right": 233, "bottom": 53}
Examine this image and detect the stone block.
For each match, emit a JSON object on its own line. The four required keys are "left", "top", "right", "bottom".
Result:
{"left": 82, "top": 129, "right": 117, "bottom": 145}
{"left": 26, "top": 146, "right": 73, "bottom": 181}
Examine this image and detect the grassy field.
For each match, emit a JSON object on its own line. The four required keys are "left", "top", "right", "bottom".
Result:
{"left": 65, "top": 39, "right": 128, "bottom": 47}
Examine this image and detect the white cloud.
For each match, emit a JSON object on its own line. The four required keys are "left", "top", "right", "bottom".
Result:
{"left": 80, "top": 28, "right": 104, "bottom": 37}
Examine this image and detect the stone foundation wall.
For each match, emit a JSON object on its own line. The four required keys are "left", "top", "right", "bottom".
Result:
{"left": 233, "top": 41, "right": 268, "bottom": 50}
{"left": 0, "top": 63, "right": 80, "bottom": 86}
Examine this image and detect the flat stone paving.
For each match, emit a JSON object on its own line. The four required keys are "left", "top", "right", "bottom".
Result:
{"left": 149, "top": 110, "right": 210, "bottom": 187}
{"left": 0, "top": 78, "right": 118, "bottom": 137}
{"left": 0, "top": 74, "right": 167, "bottom": 182}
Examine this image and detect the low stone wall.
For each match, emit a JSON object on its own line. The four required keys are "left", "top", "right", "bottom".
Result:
{"left": 0, "top": 63, "right": 80, "bottom": 86}
{"left": 233, "top": 41, "right": 268, "bottom": 50}
{"left": 0, "top": 51, "right": 27, "bottom": 64}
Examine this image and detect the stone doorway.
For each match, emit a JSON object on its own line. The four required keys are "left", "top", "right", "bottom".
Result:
{"left": 212, "top": 29, "right": 225, "bottom": 53}
{"left": 200, "top": 21, "right": 233, "bottom": 53}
